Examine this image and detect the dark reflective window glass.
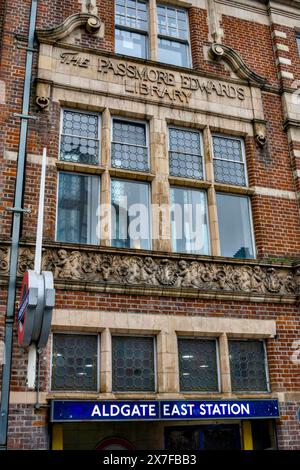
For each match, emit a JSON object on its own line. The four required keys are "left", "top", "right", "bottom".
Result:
{"left": 216, "top": 193, "right": 255, "bottom": 259}
{"left": 57, "top": 172, "right": 99, "bottom": 245}
{"left": 52, "top": 334, "right": 98, "bottom": 391}
{"left": 212, "top": 135, "right": 246, "bottom": 186}
{"left": 178, "top": 338, "right": 219, "bottom": 392}
{"left": 112, "top": 336, "right": 155, "bottom": 391}
{"left": 112, "top": 119, "right": 148, "bottom": 171}
{"left": 169, "top": 127, "right": 203, "bottom": 179}
{"left": 229, "top": 340, "right": 269, "bottom": 392}
{"left": 60, "top": 110, "right": 100, "bottom": 165}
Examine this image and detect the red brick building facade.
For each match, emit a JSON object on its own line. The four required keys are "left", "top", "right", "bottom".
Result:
{"left": 0, "top": 0, "right": 300, "bottom": 450}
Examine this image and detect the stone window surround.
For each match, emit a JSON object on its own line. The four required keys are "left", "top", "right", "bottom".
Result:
{"left": 56, "top": 106, "right": 255, "bottom": 256}
{"left": 114, "top": 0, "right": 192, "bottom": 64}
{"left": 48, "top": 310, "right": 276, "bottom": 398}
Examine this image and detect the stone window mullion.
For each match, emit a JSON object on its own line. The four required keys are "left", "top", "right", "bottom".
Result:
{"left": 218, "top": 333, "right": 232, "bottom": 395}
{"left": 149, "top": 0, "right": 158, "bottom": 61}
{"left": 100, "top": 108, "right": 111, "bottom": 247}
{"left": 203, "top": 126, "right": 221, "bottom": 256}
{"left": 150, "top": 117, "right": 172, "bottom": 252}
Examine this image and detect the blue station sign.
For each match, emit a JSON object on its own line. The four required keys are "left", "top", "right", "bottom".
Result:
{"left": 51, "top": 399, "right": 279, "bottom": 423}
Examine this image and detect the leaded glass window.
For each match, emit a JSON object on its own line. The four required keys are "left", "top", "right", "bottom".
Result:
{"left": 115, "top": 0, "right": 148, "bottom": 59}
{"left": 212, "top": 135, "right": 247, "bottom": 186}
{"left": 229, "top": 340, "right": 269, "bottom": 392}
{"left": 169, "top": 127, "right": 203, "bottom": 179}
{"left": 170, "top": 187, "right": 210, "bottom": 254}
{"left": 111, "top": 178, "right": 151, "bottom": 249}
{"left": 112, "top": 336, "right": 155, "bottom": 392}
{"left": 60, "top": 110, "right": 100, "bottom": 165}
{"left": 216, "top": 193, "right": 255, "bottom": 259}
{"left": 157, "top": 5, "right": 190, "bottom": 67}
{"left": 178, "top": 338, "right": 219, "bottom": 392}
{"left": 111, "top": 119, "right": 149, "bottom": 172}
{"left": 51, "top": 334, "right": 98, "bottom": 391}
{"left": 57, "top": 172, "right": 99, "bottom": 245}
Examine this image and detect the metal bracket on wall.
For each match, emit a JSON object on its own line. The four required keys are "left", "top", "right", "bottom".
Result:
{"left": 13, "top": 113, "right": 37, "bottom": 120}
{"left": 6, "top": 207, "right": 31, "bottom": 214}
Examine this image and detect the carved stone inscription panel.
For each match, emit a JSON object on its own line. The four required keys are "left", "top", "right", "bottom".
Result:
{"left": 37, "top": 45, "right": 264, "bottom": 120}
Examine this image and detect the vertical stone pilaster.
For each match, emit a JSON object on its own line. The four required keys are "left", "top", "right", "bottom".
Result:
{"left": 150, "top": 117, "right": 172, "bottom": 252}
{"left": 149, "top": 0, "right": 158, "bottom": 61}
{"left": 204, "top": 126, "right": 220, "bottom": 256}
{"left": 100, "top": 328, "right": 111, "bottom": 393}
{"left": 219, "top": 333, "right": 231, "bottom": 395}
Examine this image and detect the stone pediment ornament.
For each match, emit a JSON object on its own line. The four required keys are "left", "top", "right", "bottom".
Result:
{"left": 36, "top": 13, "right": 103, "bottom": 44}
{"left": 209, "top": 43, "right": 267, "bottom": 87}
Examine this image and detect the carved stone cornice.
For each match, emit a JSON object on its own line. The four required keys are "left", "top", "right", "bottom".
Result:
{"left": 0, "top": 243, "right": 299, "bottom": 302}
{"left": 36, "top": 13, "right": 103, "bottom": 44}
{"left": 209, "top": 43, "right": 267, "bottom": 87}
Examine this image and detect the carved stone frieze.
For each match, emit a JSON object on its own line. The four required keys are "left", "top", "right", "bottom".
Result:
{"left": 0, "top": 245, "right": 298, "bottom": 300}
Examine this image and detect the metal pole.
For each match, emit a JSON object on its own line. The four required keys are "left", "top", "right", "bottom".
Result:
{"left": 0, "top": 0, "right": 38, "bottom": 449}
{"left": 27, "top": 147, "right": 47, "bottom": 390}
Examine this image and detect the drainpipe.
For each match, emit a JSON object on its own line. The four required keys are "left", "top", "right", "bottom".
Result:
{"left": 0, "top": 0, "right": 38, "bottom": 450}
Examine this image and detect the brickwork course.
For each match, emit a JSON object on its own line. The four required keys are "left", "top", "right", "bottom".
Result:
{"left": 0, "top": 0, "right": 300, "bottom": 450}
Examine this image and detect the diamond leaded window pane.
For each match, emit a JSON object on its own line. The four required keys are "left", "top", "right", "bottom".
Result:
{"left": 112, "top": 336, "right": 155, "bottom": 391}
{"left": 169, "top": 128, "right": 203, "bottom": 179}
{"left": 111, "top": 119, "right": 149, "bottom": 171}
{"left": 60, "top": 110, "right": 100, "bottom": 165}
{"left": 178, "top": 338, "right": 219, "bottom": 392}
{"left": 51, "top": 334, "right": 98, "bottom": 391}
{"left": 212, "top": 135, "right": 246, "bottom": 186}
{"left": 229, "top": 340, "right": 269, "bottom": 392}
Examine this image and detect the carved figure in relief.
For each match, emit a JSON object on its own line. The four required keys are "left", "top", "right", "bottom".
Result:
{"left": 139, "top": 257, "right": 158, "bottom": 286}
{"left": 54, "top": 249, "right": 81, "bottom": 279}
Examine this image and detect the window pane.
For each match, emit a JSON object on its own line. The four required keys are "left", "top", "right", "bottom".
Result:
{"left": 157, "top": 4, "right": 188, "bottom": 39}
{"left": 178, "top": 338, "right": 219, "bottom": 392}
{"left": 51, "top": 334, "right": 98, "bottom": 391}
{"left": 213, "top": 135, "right": 246, "bottom": 186}
{"left": 171, "top": 187, "right": 209, "bottom": 254}
{"left": 112, "top": 119, "right": 149, "bottom": 171}
{"left": 111, "top": 179, "right": 150, "bottom": 249}
{"left": 216, "top": 193, "right": 254, "bottom": 259}
{"left": 112, "top": 336, "right": 155, "bottom": 391}
{"left": 169, "top": 127, "right": 203, "bottom": 179}
{"left": 116, "top": 0, "right": 148, "bottom": 31}
{"left": 158, "top": 38, "right": 189, "bottom": 67}
{"left": 229, "top": 340, "right": 268, "bottom": 392}
{"left": 60, "top": 110, "right": 99, "bottom": 165}
{"left": 115, "top": 28, "right": 147, "bottom": 58}
{"left": 297, "top": 34, "right": 300, "bottom": 55}
{"left": 57, "top": 173, "right": 99, "bottom": 245}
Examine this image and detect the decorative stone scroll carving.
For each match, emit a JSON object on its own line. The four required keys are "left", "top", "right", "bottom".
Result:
{"left": 209, "top": 43, "right": 267, "bottom": 87}
{"left": 36, "top": 13, "right": 104, "bottom": 44}
{"left": 0, "top": 245, "right": 295, "bottom": 299}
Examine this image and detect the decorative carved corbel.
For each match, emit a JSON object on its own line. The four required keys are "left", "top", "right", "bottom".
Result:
{"left": 36, "top": 13, "right": 104, "bottom": 44}
{"left": 209, "top": 43, "right": 267, "bottom": 87}
{"left": 253, "top": 119, "right": 267, "bottom": 148}
{"left": 36, "top": 82, "right": 51, "bottom": 110}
